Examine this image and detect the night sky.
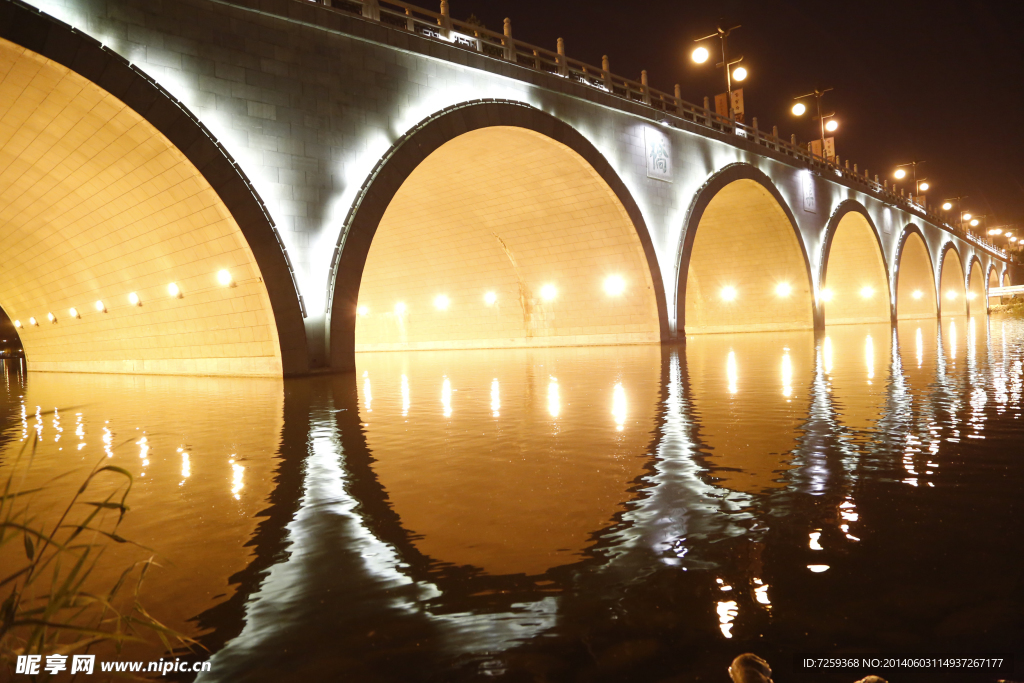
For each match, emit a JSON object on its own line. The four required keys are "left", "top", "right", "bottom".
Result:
{"left": 426, "top": 0, "right": 1024, "bottom": 235}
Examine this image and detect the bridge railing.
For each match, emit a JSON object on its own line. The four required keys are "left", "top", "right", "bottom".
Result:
{"left": 308, "top": 0, "right": 1009, "bottom": 260}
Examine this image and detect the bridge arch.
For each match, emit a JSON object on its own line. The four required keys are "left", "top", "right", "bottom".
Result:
{"left": 966, "top": 256, "right": 985, "bottom": 315}
{"left": 327, "top": 100, "right": 668, "bottom": 369}
{"left": 819, "top": 200, "right": 891, "bottom": 325}
{"left": 1004, "top": 270, "right": 1012, "bottom": 287}
{"left": 677, "top": 163, "right": 816, "bottom": 335}
{"left": 938, "top": 243, "right": 967, "bottom": 317}
{"left": 988, "top": 264, "right": 1001, "bottom": 307}
{"left": 894, "top": 226, "right": 937, "bottom": 320}
{"left": 0, "top": 6, "right": 308, "bottom": 376}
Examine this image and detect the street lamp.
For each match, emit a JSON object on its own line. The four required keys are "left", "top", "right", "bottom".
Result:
{"left": 692, "top": 25, "right": 744, "bottom": 95}
{"left": 940, "top": 195, "right": 968, "bottom": 228}
{"left": 792, "top": 87, "right": 836, "bottom": 157}
{"left": 894, "top": 161, "right": 927, "bottom": 196}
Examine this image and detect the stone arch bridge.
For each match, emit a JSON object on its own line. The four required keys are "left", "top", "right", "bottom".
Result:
{"left": 0, "top": 0, "right": 1016, "bottom": 375}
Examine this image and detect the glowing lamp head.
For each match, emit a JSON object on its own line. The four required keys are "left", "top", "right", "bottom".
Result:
{"left": 692, "top": 46, "right": 709, "bottom": 64}
{"left": 894, "top": 168, "right": 907, "bottom": 180}
{"left": 859, "top": 286, "right": 874, "bottom": 298}
{"left": 942, "top": 201, "right": 953, "bottom": 210}
{"left": 963, "top": 213, "right": 972, "bottom": 221}
{"left": 357, "top": 305, "right": 369, "bottom": 316}
{"left": 967, "top": 292, "right": 976, "bottom": 300}
{"left": 918, "top": 181, "right": 929, "bottom": 191}
{"left": 792, "top": 102, "right": 806, "bottom": 116}
{"left": 1011, "top": 236, "right": 1018, "bottom": 243}
{"left": 820, "top": 288, "right": 833, "bottom": 302}
{"left": 912, "top": 290, "right": 924, "bottom": 300}
{"left": 47, "top": 312, "right": 55, "bottom": 323}
{"left": 989, "top": 228, "right": 1003, "bottom": 235}
{"left": 732, "top": 66, "right": 747, "bottom": 82}
{"left": 946, "top": 290, "right": 958, "bottom": 300}
{"left": 776, "top": 282, "right": 792, "bottom": 297}
{"left": 484, "top": 291, "right": 497, "bottom": 306}
{"left": 128, "top": 292, "right": 140, "bottom": 306}
{"left": 29, "top": 317, "right": 37, "bottom": 326}
{"left": 603, "top": 275, "right": 626, "bottom": 296}
{"left": 95, "top": 300, "right": 105, "bottom": 312}
{"left": 69, "top": 307, "right": 79, "bottom": 318}
{"left": 167, "top": 282, "right": 181, "bottom": 298}
{"left": 394, "top": 302, "right": 407, "bottom": 315}
{"left": 720, "top": 285, "right": 737, "bottom": 301}
{"left": 13, "top": 320, "right": 21, "bottom": 328}
{"left": 971, "top": 219, "right": 979, "bottom": 227}
{"left": 824, "top": 119, "right": 838, "bottom": 132}
{"left": 433, "top": 294, "right": 450, "bottom": 310}
{"left": 217, "top": 269, "right": 233, "bottom": 286}
{"left": 540, "top": 284, "right": 557, "bottom": 301}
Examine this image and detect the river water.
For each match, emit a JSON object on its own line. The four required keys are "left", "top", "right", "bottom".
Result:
{"left": 1, "top": 317, "right": 1022, "bottom": 682}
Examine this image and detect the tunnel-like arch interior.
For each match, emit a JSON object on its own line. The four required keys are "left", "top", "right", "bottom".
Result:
{"left": 821, "top": 207, "right": 890, "bottom": 325}
{"left": 683, "top": 175, "right": 813, "bottom": 334}
{"left": 0, "top": 37, "right": 297, "bottom": 376}
{"left": 967, "top": 259, "right": 985, "bottom": 314}
{"left": 353, "top": 126, "right": 662, "bottom": 351}
{"left": 988, "top": 267, "right": 1000, "bottom": 306}
{"left": 895, "top": 230, "right": 937, "bottom": 320}
{"left": 939, "top": 246, "right": 967, "bottom": 317}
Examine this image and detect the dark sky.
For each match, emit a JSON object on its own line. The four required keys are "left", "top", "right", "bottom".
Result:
{"left": 429, "top": 0, "right": 1024, "bottom": 234}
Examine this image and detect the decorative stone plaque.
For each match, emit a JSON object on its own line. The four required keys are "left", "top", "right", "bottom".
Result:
{"left": 644, "top": 126, "right": 672, "bottom": 182}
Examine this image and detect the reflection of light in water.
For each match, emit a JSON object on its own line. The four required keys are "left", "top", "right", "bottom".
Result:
{"left": 717, "top": 600, "right": 738, "bottom": 638}
{"left": 490, "top": 378, "right": 500, "bottom": 417}
{"left": 547, "top": 377, "right": 560, "bottom": 418}
{"left": 754, "top": 583, "right": 771, "bottom": 606}
{"left": 75, "top": 413, "right": 86, "bottom": 450}
{"left": 808, "top": 565, "right": 829, "bottom": 573}
{"left": 612, "top": 383, "right": 626, "bottom": 430}
{"left": 726, "top": 350, "right": 738, "bottom": 394}
{"left": 35, "top": 406, "right": 42, "bottom": 440}
{"left": 136, "top": 435, "right": 150, "bottom": 467}
{"left": 230, "top": 458, "right": 244, "bottom": 500}
{"left": 949, "top": 319, "right": 957, "bottom": 360}
{"left": 781, "top": 348, "right": 792, "bottom": 398}
{"left": 103, "top": 424, "right": 113, "bottom": 457}
{"left": 20, "top": 403, "right": 27, "bottom": 441}
{"left": 916, "top": 327, "right": 923, "bottom": 368}
{"left": 363, "top": 371, "right": 372, "bottom": 413}
{"left": 53, "top": 407, "right": 61, "bottom": 442}
{"left": 968, "top": 316, "right": 976, "bottom": 361}
{"left": 442, "top": 377, "right": 452, "bottom": 418}
{"left": 809, "top": 531, "right": 823, "bottom": 550}
{"left": 823, "top": 337, "right": 833, "bottom": 375}
{"left": 865, "top": 334, "right": 874, "bottom": 381}
{"left": 401, "top": 374, "right": 410, "bottom": 416}
{"left": 179, "top": 448, "right": 191, "bottom": 484}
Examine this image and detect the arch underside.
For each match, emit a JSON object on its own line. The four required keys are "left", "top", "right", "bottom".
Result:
{"left": 939, "top": 247, "right": 967, "bottom": 317}
{"left": 822, "top": 211, "right": 890, "bottom": 325}
{"left": 896, "top": 231, "right": 937, "bottom": 320}
{"left": 354, "top": 126, "right": 662, "bottom": 351}
{"left": 968, "top": 261, "right": 985, "bottom": 313}
{"left": 0, "top": 39, "right": 284, "bottom": 375}
{"left": 684, "top": 178, "right": 813, "bottom": 335}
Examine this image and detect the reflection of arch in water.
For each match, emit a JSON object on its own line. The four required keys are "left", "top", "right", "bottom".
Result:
{"left": 678, "top": 164, "right": 816, "bottom": 335}
{"left": 822, "top": 323, "right": 893, "bottom": 434}
{"left": 354, "top": 346, "right": 662, "bottom": 578}
{"left": 685, "top": 330, "right": 816, "bottom": 494}
{"left": 894, "top": 227, "right": 937, "bottom": 320}
{"left": 819, "top": 202, "right": 891, "bottom": 325}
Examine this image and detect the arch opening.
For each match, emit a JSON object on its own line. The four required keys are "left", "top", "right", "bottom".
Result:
{"left": 683, "top": 177, "right": 813, "bottom": 334}
{"left": 939, "top": 246, "right": 967, "bottom": 317}
{"left": 895, "top": 230, "right": 937, "bottom": 320}
{"left": 352, "top": 126, "right": 662, "bottom": 351}
{"left": 967, "top": 260, "right": 985, "bottom": 314}
{"left": 988, "top": 267, "right": 1001, "bottom": 307}
{"left": 0, "top": 32, "right": 304, "bottom": 376}
{"left": 821, "top": 209, "right": 890, "bottom": 325}
{"left": 1004, "top": 271, "right": 1012, "bottom": 287}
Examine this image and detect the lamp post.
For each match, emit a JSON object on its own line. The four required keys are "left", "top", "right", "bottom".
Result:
{"left": 941, "top": 195, "right": 968, "bottom": 228}
{"left": 692, "top": 25, "right": 744, "bottom": 96}
{"left": 893, "top": 161, "right": 926, "bottom": 196}
{"left": 792, "top": 88, "right": 836, "bottom": 156}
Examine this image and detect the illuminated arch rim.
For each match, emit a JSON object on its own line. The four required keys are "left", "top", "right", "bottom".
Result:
{"left": 937, "top": 240, "right": 966, "bottom": 310}
{"left": 0, "top": 0, "right": 309, "bottom": 374}
{"left": 675, "top": 162, "right": 818, "bottom": 332}
{"left": 326, "top": 98, "right": 670, "bottom": 369}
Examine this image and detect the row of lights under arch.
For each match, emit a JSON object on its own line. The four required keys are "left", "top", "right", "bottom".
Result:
{"left": 357, "top": 275, "right": 629, "bottom": 315}
{"left": 12, "top": 270, "right": 235, "bottom": 329}
{"left": 717, "top": 284, "right": 976, "bottom": 302}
